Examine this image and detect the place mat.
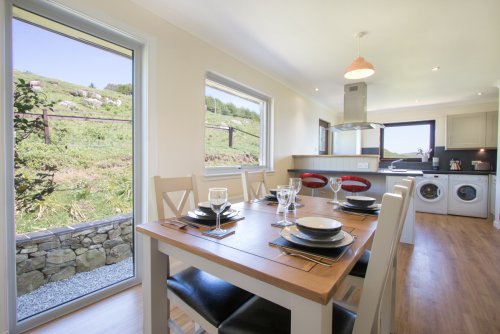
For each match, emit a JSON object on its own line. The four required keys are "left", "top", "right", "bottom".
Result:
{"left": 202, "top": 229, "right": 236, "bottom": 239}
{"left": 340, "top": 207, "right": 379, "bottom": 216}
{"left": 269, "top": 237, "right": 351, "bottom": 262}
{"left": 177, "top": 215, "right": 245, "bottom": 228}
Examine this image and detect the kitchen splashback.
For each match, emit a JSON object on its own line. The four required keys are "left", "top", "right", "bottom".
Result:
{"left": 363, "top": 146, "right": 497, "bottom": 171}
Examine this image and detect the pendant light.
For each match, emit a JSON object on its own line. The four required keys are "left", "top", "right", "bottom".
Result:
{"left": 344, "top": 32, "right": 375, "bottom": 80}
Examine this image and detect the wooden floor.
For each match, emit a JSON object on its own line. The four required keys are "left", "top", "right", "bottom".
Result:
{"left": 27, "top": 213, "right": 500, "bottom": 334}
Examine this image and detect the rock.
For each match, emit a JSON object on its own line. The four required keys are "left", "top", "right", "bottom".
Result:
{"left": 119, "top": 221, "right": 132, "bottom": 227}
{"left": 81, "top": 237, "right": 92, "bottom": 248}
{"left": 39, "top": 240, "right": 61, "bottom": 251}
{"left": 108, "top": 227, "right": 121, "bottom": 240}
{"left": 16, "top": 254, "right": 28, "bottom": 263}
{"left": 76, "top": 249, "right": 106, "bottom": 272}
{"left": 89, "top": 245, "right": 101, "bottom": 250}
{"left": 61, "top": 238, "right": 80, "bottom": 248}
{"left": 97, "top": 225, "right": 114, "bottom": 233}
{"left": 106, "top": 244, "right": 131, "bottom": 264}
{"left": 20, "top": 246, "right": 38, "bottom": 254}
{"left": 18, "top": 256, "right": 46, "bottom": 274}
{"left": 103, "top": 238, "right": 123, "bottom": 249}
{"left": 72, "top": 229, "right": 95, "bottom": 237}
{"left": 59, "top": 233, "right": 73, "bottom": 241}
{"left": 123, "top": 233, "right": 133, "bottom": 243}
{"left": 121, "top": 226, "right": 133, "bottom": 235}
{"left": 31, "top": 256, "right": 46, "bottom": 270}
{"left": 17, "top": 271, "right": 44, "bottom": 295}
{"left": 74, "top": 248, "right": 87, "bottom": 256}
{"left": 46, "top": 249, "right": 76, "bottom": 264}
{"left": 49, "top": 266, "right": 76, "bottom": 282}
{"left": 92, "top": 234, "right": 108, "bottom": 244}
{"left": 30, "top": 250, "right": 47, "bottom": 257}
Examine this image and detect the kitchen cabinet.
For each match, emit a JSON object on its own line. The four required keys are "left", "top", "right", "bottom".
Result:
{"left": 446, "top": 111, "right": 498, "bottom": 149}
{"left": 386, "top": 176, "right": 415, "bottom": 244}
{"left": 490, "top": 175, "right": 496, "bottom": 216}
{"left": 485, "top": 111, "right": 498, "bottom": 148}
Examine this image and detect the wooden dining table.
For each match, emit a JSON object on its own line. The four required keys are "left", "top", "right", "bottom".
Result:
{"left": 137, "top": 196, "right": 378, "bottom": 334}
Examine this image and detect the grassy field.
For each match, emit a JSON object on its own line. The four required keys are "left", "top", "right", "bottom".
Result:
{"left": 14, "top": 71, "right": 132, "bottom": 234}
{"left": 204, "top": 110, "right": 261, "bottom": 167}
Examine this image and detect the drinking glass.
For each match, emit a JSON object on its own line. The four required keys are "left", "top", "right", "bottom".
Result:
{"left": 328, "top": 177, "right": 343, "bottom": 205}
{"left": 288, "top": 177, "right": 302, "bottom": 210}
{"left": 275, "top": 185, "right": 293, "bottom": 227}
{"left": 209, "top": 188, "right": 228, "bottom": 236}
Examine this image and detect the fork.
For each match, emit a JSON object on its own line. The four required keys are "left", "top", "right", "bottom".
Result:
{"left": 279, "top": 247, "right": 331, "bottom": 267}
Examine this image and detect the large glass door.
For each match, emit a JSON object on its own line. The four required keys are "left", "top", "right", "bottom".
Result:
{"left": 5, "top": 2, "right": 144, "bottom": 332}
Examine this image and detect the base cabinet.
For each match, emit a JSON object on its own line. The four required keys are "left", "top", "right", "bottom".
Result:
{"left": 490, "top": 175, "right": 496, "bottom": 216}
{"left": 386, "top": 176, "right": 415, "bottom": 244}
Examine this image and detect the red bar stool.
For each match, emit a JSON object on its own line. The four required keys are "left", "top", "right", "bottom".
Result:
{"left": 341, "top": 175, "right": 371, "bottom": 195}
{"left": 299, "top": 173, "right": 328, "bottom": 197}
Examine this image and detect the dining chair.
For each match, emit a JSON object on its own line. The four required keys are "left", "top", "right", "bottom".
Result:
{"left": 242, "top": 170, "right": 270, "bottom": 202}
{"left": 218, "top": 190, "right": 406, "bottom": 334}
{"left": 154, "top": 175, "right": 254, "bottom": 334}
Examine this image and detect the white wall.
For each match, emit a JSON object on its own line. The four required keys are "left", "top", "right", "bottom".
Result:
{"left": 361, "top": 101, "right": 498, "bottom": 148}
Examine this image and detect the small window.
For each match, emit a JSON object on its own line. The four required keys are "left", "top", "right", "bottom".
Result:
{"left": 380, "top": 120, "right": 435, "bottom": 160}
{"left": 204, "top": 72, "right": 271, "bottom": 175}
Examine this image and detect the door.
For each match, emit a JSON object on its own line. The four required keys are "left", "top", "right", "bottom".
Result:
{"left": 319, "top": 119, "right": 330, "bottom": 155}
{"left": 417, "top": 181, "right": 443, "bottom": 203}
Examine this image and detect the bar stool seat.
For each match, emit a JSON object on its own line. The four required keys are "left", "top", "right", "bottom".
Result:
{"left": 300, "top": 173, "right": 328, "bottom": 196}
{"left": 341, "top": 176, "right": 371, "bottom": 194}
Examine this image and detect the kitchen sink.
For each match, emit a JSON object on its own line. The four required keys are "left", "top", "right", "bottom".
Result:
{"left": 390, "top": 169, "right": 407, "bottom": 172}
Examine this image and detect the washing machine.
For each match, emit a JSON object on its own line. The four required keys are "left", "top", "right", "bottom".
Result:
{"left": 448, "top": 174, "right": 489, "bottom": 218}
{"left": 415, "top": 174, "right": 449, "bottom": 214}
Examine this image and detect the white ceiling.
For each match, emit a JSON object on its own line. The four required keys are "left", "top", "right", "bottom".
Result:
{"left": 132, "top": 0, "right": 500, "bottom": 113}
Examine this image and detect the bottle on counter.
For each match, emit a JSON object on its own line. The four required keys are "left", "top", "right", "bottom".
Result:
{"left": 432, "top": 157, "right": 439, "bottom": 170}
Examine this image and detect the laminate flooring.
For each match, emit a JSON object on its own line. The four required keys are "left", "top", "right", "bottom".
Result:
{"left": 27, "top": 213, "right": 500, "bottom": 334}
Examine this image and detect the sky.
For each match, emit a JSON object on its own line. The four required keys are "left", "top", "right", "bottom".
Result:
{"left": 13, "top": 19, "right": 132, "bottom": 89}
{"left": 384, "top": 124, "right": 430, "bottom": 154}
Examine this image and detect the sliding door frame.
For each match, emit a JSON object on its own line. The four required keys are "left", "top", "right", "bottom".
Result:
{"left": 2, "top": 1, "right": 147, "bottom": 332}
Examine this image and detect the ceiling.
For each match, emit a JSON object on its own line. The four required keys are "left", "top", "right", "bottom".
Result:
{"left": 132, "top": 0, "right": 500, "bottom": 113}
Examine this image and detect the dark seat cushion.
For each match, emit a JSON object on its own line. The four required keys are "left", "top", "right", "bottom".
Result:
{"left": 349, "top": 249, "right": 371, "bottom": 278}
{"left": 167, "top": 267, "right": 253, "bottom": 327}
{"left": 219, "top": 296, "right": 357, "bottom": 334}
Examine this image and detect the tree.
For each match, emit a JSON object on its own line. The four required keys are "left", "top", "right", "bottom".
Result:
{"left": 89, "top": 82, "right": 95, "bottom": 88}
{"left": 14, "top": 78, "right": 57, "bottom": 213}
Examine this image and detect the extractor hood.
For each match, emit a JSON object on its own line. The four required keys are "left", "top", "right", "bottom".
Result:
{"left": 332, "top": 82, "right": 384, "bottom": 131}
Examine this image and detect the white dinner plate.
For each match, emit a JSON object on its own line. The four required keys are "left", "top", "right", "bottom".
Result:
{"left": 188, "top": 209, "right": 238, "bottom": 221}
{"left": 288, "top": 225, "right": 345, "bottom": 243}
{"left": 280, "top": 227, "right": 354, "bottom": 249}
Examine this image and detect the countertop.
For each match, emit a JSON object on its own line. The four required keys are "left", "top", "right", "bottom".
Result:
{"left": 288, "top": 169, "right": 496, "bottom": 176}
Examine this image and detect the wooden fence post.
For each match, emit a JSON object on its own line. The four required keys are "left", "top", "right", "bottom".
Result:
{"left": 228, "top": 127, "right": 234, "bottom": 148}
{"left": 43, "top": 108, "right": 51, "bottom": 144}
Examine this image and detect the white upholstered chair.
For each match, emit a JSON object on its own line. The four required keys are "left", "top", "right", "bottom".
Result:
{"left": 241, "top": 170, "right": 269, "bottom": 202}
{"left": 218, "top": 190, "right": 407, "bottom": 334}
{"left": 153, "top": 175, "right": 253, "bottom": 334}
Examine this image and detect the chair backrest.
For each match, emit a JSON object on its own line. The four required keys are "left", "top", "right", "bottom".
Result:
{"left": 340, "top": 175, "right": 372, "bottom": 194}
{"left": 393, "top": 177, "right": 415, "bottom": 243}
{"left": 154, "top": 175, "right": 199, "bottom": 219}
{"left": 352, "top": 190, "right": 406, "bottom": 334}
{"left": 242, "top": 171, "right": 269, "bottom": 202}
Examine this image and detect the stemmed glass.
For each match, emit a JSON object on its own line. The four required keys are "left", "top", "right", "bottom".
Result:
{"left": 275, "top": 185, "right": 293, "bottom": 227}
{"left": 288, "top": 177, "right": 302, "bottom": 210}
{"left": 328, "top": 177, "right": 343, "bottom": 206}
{"left": 208, "top": 188, "right": 228, "bottom": 236}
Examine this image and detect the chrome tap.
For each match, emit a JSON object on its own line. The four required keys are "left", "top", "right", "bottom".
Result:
{"left": 389, "top": 159, "right": 404, "bottom": 170}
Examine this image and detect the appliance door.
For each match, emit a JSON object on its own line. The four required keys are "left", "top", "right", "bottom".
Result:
{"left": 416, "top": 181, "right": 444, "bottom": 203}
{"left": 453, "top": 184, "right": 481, "bottom": 203}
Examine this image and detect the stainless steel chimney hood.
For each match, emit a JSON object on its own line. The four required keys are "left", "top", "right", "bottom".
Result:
{"left": 332, "top": 82, "right": 384, "bottom": 131}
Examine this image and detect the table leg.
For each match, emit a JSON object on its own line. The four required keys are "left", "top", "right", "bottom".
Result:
{"left": 142, "top": 235, "right": 169, "bottom": 334}
{"left": 290, "top": 295, "right": 332, "bottom": 334}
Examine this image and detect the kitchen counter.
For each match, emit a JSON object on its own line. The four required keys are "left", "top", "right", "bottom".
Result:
{"left": 422, "top": 170, "right": 495, "bottom": 175}
{"left": 288, "top": 168, "right": 424, "bottom": 177}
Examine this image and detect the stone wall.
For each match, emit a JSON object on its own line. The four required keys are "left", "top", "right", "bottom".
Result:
{"left": 16, "top": 213, "right": 133, "bottom": 295}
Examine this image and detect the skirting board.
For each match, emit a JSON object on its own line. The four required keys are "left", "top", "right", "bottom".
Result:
{"left": 494, "top": 219, "right": 500, "bottom": 230}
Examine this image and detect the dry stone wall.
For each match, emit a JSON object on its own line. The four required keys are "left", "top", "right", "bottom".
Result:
{"left": 16, "top": 214, "right": 133, "bottom": 295}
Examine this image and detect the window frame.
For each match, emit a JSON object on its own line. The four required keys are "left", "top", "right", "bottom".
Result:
{"left": 379, "top": 120, "right": 435, "bottom": 161}
{"left": 204, "top": 71, "right": 272, "bottom": 176}
{"left": 3, "top": 1, "right": 145, "bottom": 332}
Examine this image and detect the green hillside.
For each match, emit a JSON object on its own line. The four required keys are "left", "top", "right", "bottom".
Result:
{"left": 14, "top": 70, "right": 133, "bottom": 234}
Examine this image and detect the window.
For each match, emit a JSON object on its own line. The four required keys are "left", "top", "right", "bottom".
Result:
{"left": 318, "top": 119, "right": 330, "bottom": 155}
{"left": 204, "top": 72, "right": 271, "bottom": 175}
{"left": 380, "top": 120, "right": 435, "bottom": 160}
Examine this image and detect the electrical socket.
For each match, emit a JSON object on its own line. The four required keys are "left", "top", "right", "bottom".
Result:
{"left": 471, "top": 160, "right": 481, "bottom": 166}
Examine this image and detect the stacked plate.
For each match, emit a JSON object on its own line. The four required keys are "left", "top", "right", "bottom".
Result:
{"left": 280, "top": 217, "right": 354, "bottom": 248}
{"left": 263, "top": 189, "right": 278, "bottom": 202}
{"left": 187, "top": 202, "right": 239, "bottom": 222}
{"left": 340, "top": 196, "right": 380, "bottom": 214}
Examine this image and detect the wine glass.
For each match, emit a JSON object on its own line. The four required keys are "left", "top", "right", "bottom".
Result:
{"left": 208, "top": 188, "right": 228, "bottom": 236}
{"left": 288, "top": 177, "right": 302, "bottom": 210}
{"left": 328, "top": 177, "right": 343, "bottom": 206}
{"left": 275, "top": 185, "right": 293, "bottom": 227}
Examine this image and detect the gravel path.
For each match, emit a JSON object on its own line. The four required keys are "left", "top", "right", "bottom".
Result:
{"left": 17, "top": 258, "right": 134, "bottom": 320}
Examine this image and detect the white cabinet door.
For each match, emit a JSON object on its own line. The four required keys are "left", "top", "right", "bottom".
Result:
{"left": 446, "top": 113, "right": 487, "bottom": 149}
{"left": 485, "top": 111, "right": 498, "bottom": 148}
{"left": 386, "top": 176, "right": 415, "bottom": 244}
{"left": 490, "top": 175, "right": 496, "bottom": 216}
